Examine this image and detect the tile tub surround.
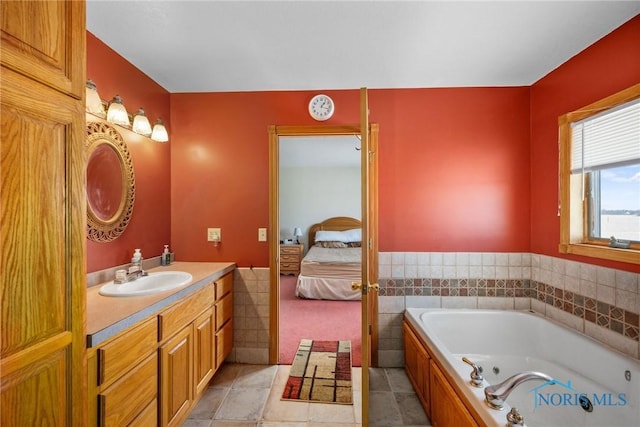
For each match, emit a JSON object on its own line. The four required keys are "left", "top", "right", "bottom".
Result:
{"left": 377, "top": 252, "right": 640, "bottom": 366}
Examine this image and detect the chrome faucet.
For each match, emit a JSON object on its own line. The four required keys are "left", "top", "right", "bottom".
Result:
{"left": 484, "top": 371, "right": 554, "bottom": 410}
{"left": 462, "top": 357, "right": 484, "bottom": 387}
{"left": 506, "top": 407, "right": 525, "bottom": 426}
{"left": 114, "top": 264, "right": 147, "bottom": 284}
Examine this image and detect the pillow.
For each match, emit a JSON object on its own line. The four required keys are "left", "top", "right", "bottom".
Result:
{"left": 342, "top": 228, "right": 362, "bottom": 243}
{"left": 315, "top": 230, "right": 348, "bottom": 242}
{"left": 316, "top": 241, "right": 348, "bottom": 248}
{"left": 346, "top": 242, "right": 362, "bottom": 248}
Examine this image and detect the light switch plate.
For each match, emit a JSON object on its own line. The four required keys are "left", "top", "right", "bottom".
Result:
{"left": 207, "top": 228, "right": 221, "bottom": 242}
{"left": 258, "top": 228, "right": 267, "bottom": 242}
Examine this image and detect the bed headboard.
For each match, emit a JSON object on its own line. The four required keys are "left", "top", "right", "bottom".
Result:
{"left": 308, "top": 216, "right": 362, "bottom": 247}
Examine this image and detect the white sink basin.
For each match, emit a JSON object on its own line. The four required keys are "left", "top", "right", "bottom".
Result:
{"left": 99, "top": 271, "right": 193, "bottom": 297}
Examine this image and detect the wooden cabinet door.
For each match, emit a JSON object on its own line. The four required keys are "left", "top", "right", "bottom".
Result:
{"left": 194, "top": 308, "right": 215, "bottom": 396}
{"left": 430, "top": 361, "right": 478, "bottom": 427}
{"left": 403, "top": 323, "right": 431, "bottom": 416}
{"left": 160, "top": 325, "right": 194, "bottom": 427}
{"left": 0, "top": 0, "right": 85, "bottom": 98}
{"left": 417, "top": 347, "right": 431, "bottom": 418}
{"left": 0, "top": 66, "right": 85, "bottom": 425}
{"left": 403, "top": 324, "right": 420, "bottom": 385}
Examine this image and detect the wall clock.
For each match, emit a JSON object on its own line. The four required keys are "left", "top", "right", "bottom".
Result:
{"left": 308, "top": 94, "right": 335, "bottom": 121}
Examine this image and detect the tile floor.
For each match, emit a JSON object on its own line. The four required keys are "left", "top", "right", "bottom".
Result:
{"left": 183, "top": 363, "right": 430, "bottom": 427}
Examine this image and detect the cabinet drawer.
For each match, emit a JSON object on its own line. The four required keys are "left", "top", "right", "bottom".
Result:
{"left": 215, "top": 273, "right": 233, "bottom": 301}
{"left": 216, "top": 319, "right": 233, "bottom": 369}
{"left": 98, "top": 317, "right": 157, "bottom": 387}
{"left": 280, "top": 254, "right": 300, "bottom": 263}
{"left": 128, "top": 398, "right": 157, "bottom": 427}
{"left": 280, "top": 245, "right": 301, "bottom": 255}
{"left": 159, "top": 283, "right": 214, "bottom": 342}
{"left": 215, "top": 292, "right": 233, "bottom": 329}
{"left": 99, "top": 353, "right": 157, "bottom": 427}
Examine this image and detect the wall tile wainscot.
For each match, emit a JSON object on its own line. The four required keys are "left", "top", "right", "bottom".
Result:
{"left": 377, "top": 252, "right": 640, "bottom": 367}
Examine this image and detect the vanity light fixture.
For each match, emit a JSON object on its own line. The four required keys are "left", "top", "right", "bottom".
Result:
{"left": 132, "top": 108, "right": 152, "bottom": 137}
{"left": 106, "top": 95, "right": 131, "bottom": 127}
{"left": 85, "top": 80, "right": 105, "bottom": 116}
{"left": 151, "top": 118, "right": 169, "bottom": 142}
{"left": 86, "top": 81, "right": 167, "bottom": 143}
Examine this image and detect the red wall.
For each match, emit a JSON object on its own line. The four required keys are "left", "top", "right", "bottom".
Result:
{"left": 373, "top": 88, "right": 531, "bottom": 252}
{"left": 86, "top": 33, "right": 172, "bottom": 272}
{"left": 170, "top": 90, "right": 361, "bottom": 267}
{"left": 87, "top": 15, "right": 640, "bottom": 274}
{"left": 170, "top": 87, "right": 531, "bottom": 267}
{"left": 530, "top": 15, "right": 640, "bottom": 273}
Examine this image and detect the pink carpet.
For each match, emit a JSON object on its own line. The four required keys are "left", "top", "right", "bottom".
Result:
{"left": 279, "top": 275, "right": 361, "bottom": 366}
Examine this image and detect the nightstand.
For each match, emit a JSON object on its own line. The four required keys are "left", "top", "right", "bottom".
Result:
{"left": 279, "top": 244, "right": 304, "bottom": 276}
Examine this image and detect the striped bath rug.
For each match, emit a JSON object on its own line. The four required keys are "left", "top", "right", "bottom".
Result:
{"left": 281, "top": 339, "right": 352, "bottom": 404}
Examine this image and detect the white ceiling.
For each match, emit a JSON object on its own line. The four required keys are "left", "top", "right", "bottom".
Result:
{"left": 86, "top": 1, "right": 640, "bottom": 93}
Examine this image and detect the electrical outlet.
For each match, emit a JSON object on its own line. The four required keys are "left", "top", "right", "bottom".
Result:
{"left": 207, "top": 228, "right": 221, "bottom": 242}
{"left": 258, "top": 228, "right": 267, "bottom": 242}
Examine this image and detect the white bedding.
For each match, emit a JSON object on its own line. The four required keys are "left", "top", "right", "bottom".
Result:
{"left": 295, "top": 246, "right": 362, "bottom": 300}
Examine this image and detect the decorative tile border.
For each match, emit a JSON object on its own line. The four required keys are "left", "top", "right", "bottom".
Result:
{"left": 530, "top": 280, "right": 639, "bottom": 341}
{"left": 380, "top": 278, "right": 527, "bottom": 297}
{"left": 380, "top": 277, "right": 639, "bottom": 343}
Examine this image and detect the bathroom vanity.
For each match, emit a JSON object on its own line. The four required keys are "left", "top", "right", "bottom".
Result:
{"left": 86, "top": 262, "right": 235, "bottom": 426}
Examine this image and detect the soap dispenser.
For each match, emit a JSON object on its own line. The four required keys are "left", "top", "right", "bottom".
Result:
{"left": 161, "top": 245, "right": 171, "bottom": 266}
{"left": 130, "top": 249, "right": 142, "bottom": 273}
{"left": 132, "top": 248, "right": 142, "bottom": 264}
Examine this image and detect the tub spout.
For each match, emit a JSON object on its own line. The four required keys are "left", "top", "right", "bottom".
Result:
{"left": 484, "top": 371, "right": 554, "bottom": 410}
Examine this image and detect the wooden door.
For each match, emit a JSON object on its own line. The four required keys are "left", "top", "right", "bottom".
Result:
{"left": 359, "top": 87, "right": 379, "bottom": 426}
{"left": 0, "top": 1, "right": 86, "bottom": 422}
{"left": 0, "top": 0, "right": 84, "bottom": 97}
{"left": 160, "top": 325, "right": 194, "bottom": 427}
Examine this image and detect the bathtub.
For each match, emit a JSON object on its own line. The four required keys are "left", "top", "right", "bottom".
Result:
{"left": 404, "top": 308, "right": 640, "bottom": 427}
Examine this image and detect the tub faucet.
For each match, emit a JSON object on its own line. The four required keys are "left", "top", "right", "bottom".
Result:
{"left": 484, "top": 371, "right": 554, "bottom": 410}
{"left": 462, "top": 357, "right": 484, "bottom": 387}
{"left": 506, "top": 407, "right": 525, "bottom": 426}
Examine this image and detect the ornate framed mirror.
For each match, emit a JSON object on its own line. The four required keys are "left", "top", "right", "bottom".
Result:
{"left": 86, "top": 122, "right": 135, "bottom": 242}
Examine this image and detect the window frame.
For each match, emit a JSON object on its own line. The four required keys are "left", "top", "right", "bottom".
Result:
{"left": 558, "top": 83, "right": 640, "bottom": 265}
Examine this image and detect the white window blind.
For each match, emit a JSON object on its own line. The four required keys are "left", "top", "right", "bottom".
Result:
{"left": 571, "top": 98, "right": 640, "bottom": 173}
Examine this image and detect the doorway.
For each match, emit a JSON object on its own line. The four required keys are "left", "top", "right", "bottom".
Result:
{"left": 277, "top": 134, "right": 363, "bottom": 365}
{"left": 268, "top": 125, "right": 378, "bottom": 367}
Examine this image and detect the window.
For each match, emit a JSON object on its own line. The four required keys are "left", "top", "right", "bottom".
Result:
{"left": 588, "top": 164, "right": 640, "bottom": 242}
{"left": 559, "top": 84, "right": 640, "bottom": 265}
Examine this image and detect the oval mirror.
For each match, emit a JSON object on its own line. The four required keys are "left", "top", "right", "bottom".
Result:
{"left": 86, "top": 122, "right": 135, "bottom": 242}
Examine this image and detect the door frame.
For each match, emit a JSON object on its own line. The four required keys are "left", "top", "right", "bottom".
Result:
{"left": 267, "top": 124, "right": 379, "bottom": 365}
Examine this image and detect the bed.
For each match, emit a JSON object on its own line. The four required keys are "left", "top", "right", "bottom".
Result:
{"left": 295, "top": 216, "right": 362, "bottom": 300}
